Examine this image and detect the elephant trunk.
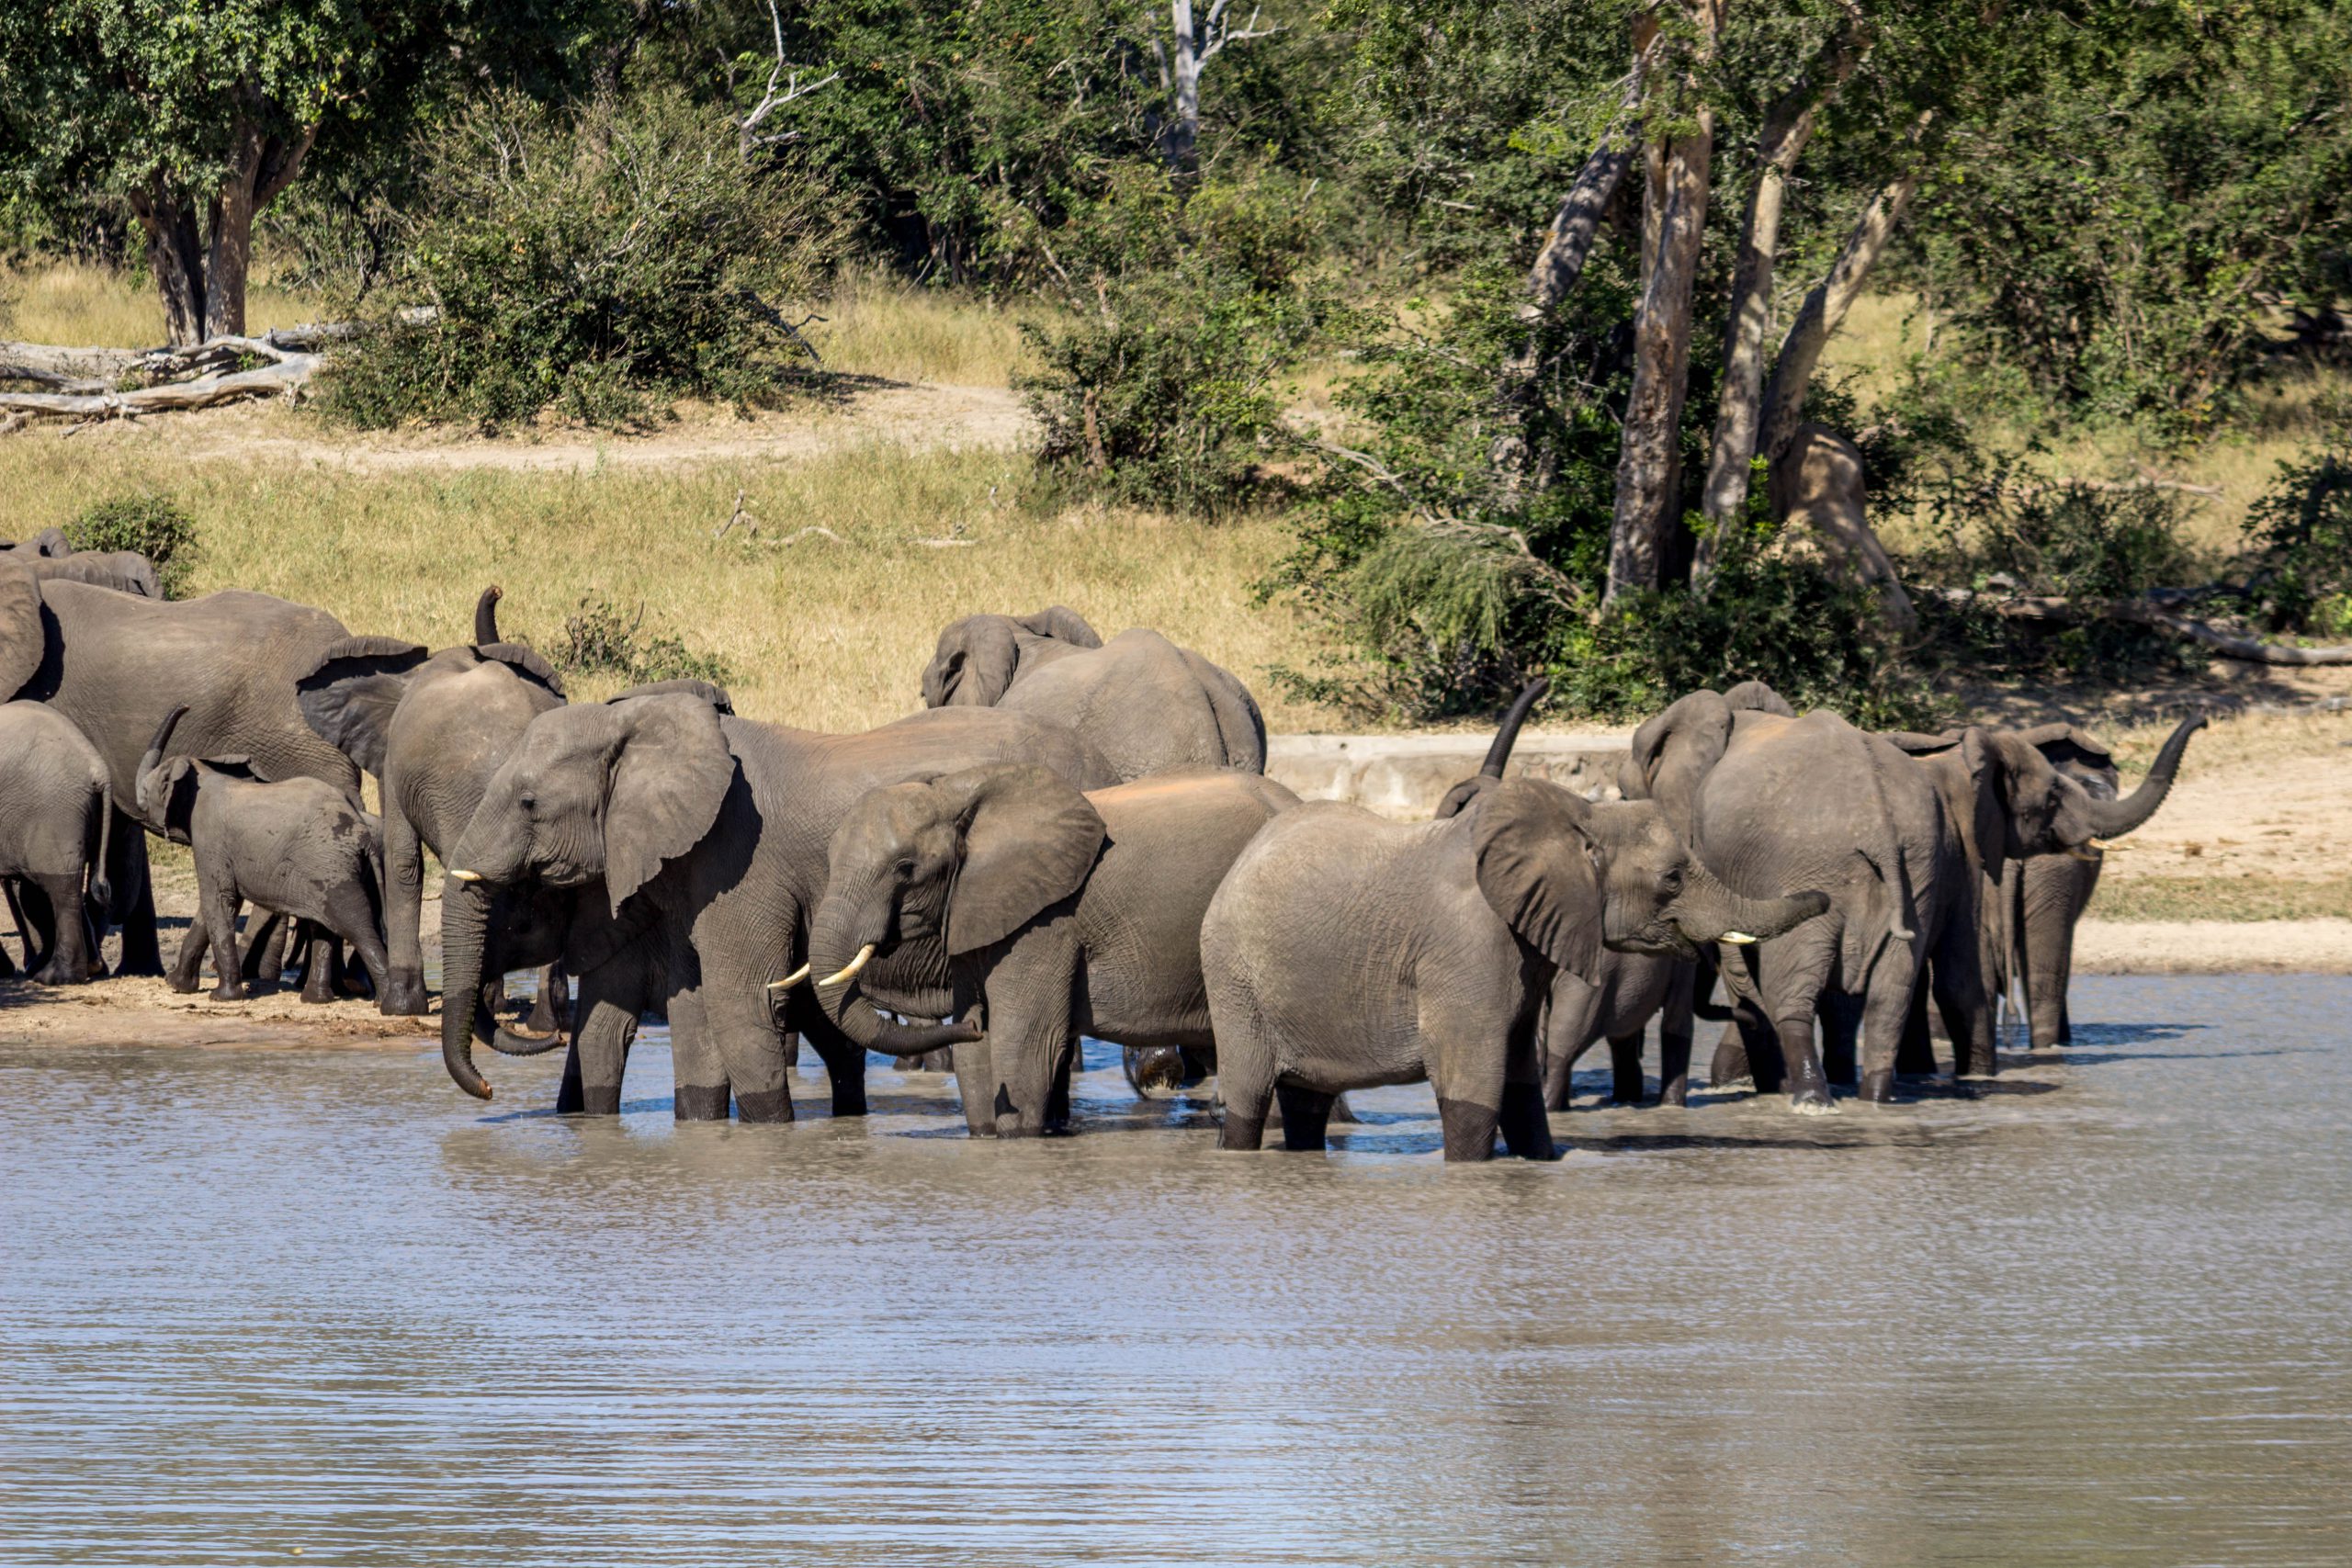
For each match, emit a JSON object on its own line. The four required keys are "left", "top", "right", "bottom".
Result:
{"left": 807, "top": 894, "right": 980, "bottom": 1056}
{"left": 474, "top": 584, "right": 503, "bottom": 646}
{"left": 1669, "top": 862, "right": 1830, "bottom": 946}
{"left": 135, "top": 705, "right": 189, "bottom": 825}
{"left": 2084, "top": 714, "right": 2204, "bottom": 839}
{"left": 439, "top": 876, "right": 499, "bottom": 1100}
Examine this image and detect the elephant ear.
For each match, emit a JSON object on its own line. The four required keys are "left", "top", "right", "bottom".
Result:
{"left": 932, "top": 763, "right": 1107, "bottom": 954}
{"left": 1723, "top": 679, "right": 1796, "bottom": 716}
{"left": 1625, "top": 690, "right": 1733, "bottom": 843}
{"left": 296, "top": 636, "right": 431, "bottom": 777}
{"left": 1473, "top": 777, "right": 1604, "bottom": 979}
{"left": 606, "top": 677, "right": 729, "bottom": 713}
{"left": 922, "top": 616, "right": 1020, "bottom": 707}
{"left": 1015, "top": 605, "right": 1102, "bottom": 649}
{"left": 1880, "top": 728, "right": 1962, "bottom": 755}
{"left": 1434, "top": 774, "right": 1498, "bottom": 820}
{"left": 29, "top": 526, "right": 74, "bottom": 558}
{"left": 2013, "top": 720, "right": 2115, "bottom": 774}
{"left": 0, "top": 556, "right": 44, "bottom": 702}
{"left": 475, "top": 641, "right": 566, "bottom": 700}
{"left": 605, "top": 694, "right": 736, "bottom": 911}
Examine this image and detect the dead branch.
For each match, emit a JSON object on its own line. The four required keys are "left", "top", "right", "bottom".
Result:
{"left": 1926, "top": 586, "right": 2352, "bottom": 665}
{"left": 716, "top": 488, "right": 757, "bottom": 540}
{"left": 737, "top": 0, "right": 841, "bottom": 156}
{"left": 777, "top": 525, "right": 845, "bottom": 547}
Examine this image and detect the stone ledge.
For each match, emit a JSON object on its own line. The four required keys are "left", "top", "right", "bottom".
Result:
{"left": 1266, "top": 729, "right": 1633, "bottom": 819}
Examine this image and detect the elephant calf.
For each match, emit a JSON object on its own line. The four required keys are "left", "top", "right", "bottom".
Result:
{"left": 132, "top": 705, "right": 391, "bottom": 1003}
{"left": 806, "top": 763, "right": 1299, "bottom": 1137}
{"left": 1203, "top": 778, "right": 1828, "bottom": 1161}
{"left": 0, "top": 702, "right": 115, "bottom": 985}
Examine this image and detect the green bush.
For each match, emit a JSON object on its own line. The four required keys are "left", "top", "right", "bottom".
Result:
{"left": 66, "top": 493, "right": 198, "bottom": 596}
{"left": 318, "top": 89, "right": 842, "bottom": 433}
{"left": 1020, "top": 172, "right": 1334, "bottom": 515}
{"left": 2245, "top": 444, "right": 2352, "bottom": 637}
{"left": 545, "top": 597, "right": 734, "bottom": 687}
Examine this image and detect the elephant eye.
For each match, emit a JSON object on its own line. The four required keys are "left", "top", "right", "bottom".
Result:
{"left": 518, "top": 794, "right": 537, "bottom": 812}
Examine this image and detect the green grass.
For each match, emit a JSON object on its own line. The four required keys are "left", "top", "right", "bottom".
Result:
{"left": 2089, "top": 876, "right": 2352, "bottom": 923}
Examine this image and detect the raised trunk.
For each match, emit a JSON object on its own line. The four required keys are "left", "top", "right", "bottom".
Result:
{"left": 474, "top": 585, "right": 503, "bottom": 646}
{"left": 1604, "top": 68, "right": 1714, "bottom": 604}
{"left": 2083, "top": 716, "right": 2204, "bottom": 838}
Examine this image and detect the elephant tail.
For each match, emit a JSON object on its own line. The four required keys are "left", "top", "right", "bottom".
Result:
{"left": 89, "top": 782, "right": 114, "bottom": 914}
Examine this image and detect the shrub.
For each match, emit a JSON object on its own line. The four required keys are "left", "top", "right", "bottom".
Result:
{"left": 318, "top": 89, "right": 842, "bottom": 432}
{"left": 546, "top": 597, "right": 734, "bottom": 687}
{"left": 2245, "top": 444, "right": 2352, "bottom": 637}
{"left": 1021, "top": 172, "right": 1334, "bottom": 515}
{"left": 66, "top": 493, "right": 198, "bottom": 596}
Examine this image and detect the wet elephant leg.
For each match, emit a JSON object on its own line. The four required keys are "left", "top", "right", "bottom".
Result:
{"left": 241, "top": 910, "right": 288, "bottom": 987}
{"left": 1771, "top": 1009, "right": 1833, "bottom": 1112}
{"left": 323, "top": 886, "right": 394, "bottom": 1007}
{"left": 1821, "top": 992, "right": 1862, "bottom": 1089}
{"left": 1607, "top": 1034, "right": 1646, "bottom": 1105}
{"left": 301, "top": 925, "right": 342, "bottom": 1005}
{"left": 526, "top": 964, "right": 569, "bottom": 1036}
{"left": 560, "top": 964, "right": 643, "bottom": 1116}
{"left": 1859, "top": 960, "right": 1928, "bottom": 1104}
{"left": 1274, "top": 1082, "right": 1336, "bottom": 1152}
{"left": 1542, "top": 977, "right": 1603, "bottom": 1111}
{"left": 167, "top": 912, "right": 209, "bottom": 994}
{"left": 375, "top": 800, "right": 430, "bottom": 1016}
{"left": 1895, "top": 980, "right": 1939, "bottom": 1077}
{"left": 1657, "top": 963, "right": 1696, "bottom": 1107}
{"left": 199, "top": 880, "right": 247, "bottom": 1003}
{"left": 949, "top": 1034, "right": 996, "bottom": 1135}
{"left": 1498, "top": 1026, "right": 1558, "bottom": 1159}
{"left": 791, "top": 1004, "right": 866, "bottom": 1121}
{"left": 1214, "top": 1038, "right": 1276, "bottom": 1153}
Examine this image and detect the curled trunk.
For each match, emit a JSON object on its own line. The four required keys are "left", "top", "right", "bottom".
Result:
{"left": 806, "top": 897, "right": 981, "bottom": 1055}
{"left": 439, "top": 877, "right": 499, "bottom": 1100}
{"left": 2083, "top": 715, "right": 2203, "bottom": 838}
{"left": 1670, "top": 863, "right": 1829, "bottom": 946}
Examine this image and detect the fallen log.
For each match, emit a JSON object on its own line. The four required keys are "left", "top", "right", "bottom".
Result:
{"left": 0, "top": 334, "right": 322, "bottom": 423}
{"left": 1927, "top": 586, "right": 2352, "bottom": 666}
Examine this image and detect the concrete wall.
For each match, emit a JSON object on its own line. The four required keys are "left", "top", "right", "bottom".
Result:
{"left": 1265, "top": 729, "right": 1632, "bottom": 818}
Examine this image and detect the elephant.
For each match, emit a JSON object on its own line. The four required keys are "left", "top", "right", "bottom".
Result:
{"left": 920, "top": 606, "right": 1267, "bottom": 780}
{"left": 436, "top": 692, "right": 1119, "bottom": 1121}
{"left": 132, "top": 705, "right": 391, "bottom": 1004}
{"left": 804, "top": 762, "right": 1299, "bottom": 1138}
{"left": 19, "top": 551, "right": 163, "bottom": 598}
{"left": 1202, "top": 765, "right": 1828, "bottom": 1160}
{"left": 1883, "top": 716, "right": 2201, "bottom": 1056}
{"left": 0, "top": 556, "right": 362, "bottom": 974}
{"left": 0, "top": 528, "right": 75, "bottom": 559}
{"left": 1625, "top": 690, "right": 1951, "bottom": 1111}
{"left": 295, "top": 586, "right": 570, "bottom": 1017}
{"left": 0, "top": 702, "right": 114, "bottom": 985}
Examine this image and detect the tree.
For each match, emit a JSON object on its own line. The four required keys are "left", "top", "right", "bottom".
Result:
{"left": 1153, "top": 0, "right": 1283, "bottom": 170}
{"left": 0, "top": 2, "right": 594, "bottom": 345}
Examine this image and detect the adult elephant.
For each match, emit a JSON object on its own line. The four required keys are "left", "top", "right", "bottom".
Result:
{"left": 1884, "top": 716, "right": 2199, "bottom": 1055}
{"left": 0, "top": 557, "right": 361, "bottom": 972}
{"left": 436, "top": 693, "right": 1118, "bottom": 1121}
{"left": 295, "top": 586, "right": 571, "bottom": 1016}
{"left": 920, "top": 606, "right": 1266, "bottom": 780}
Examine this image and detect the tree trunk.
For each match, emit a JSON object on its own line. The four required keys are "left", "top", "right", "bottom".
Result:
{"left": 1757, "top": 122, "right": 1929, "bottom": 466}
{"left": 129, "top": 183, "right": 208, "bottom": 349}
{"left": 1163, "top": 0, "right": 1204, "bottom": 169}
{"left": 1603, "top": 108, "right": 1713, "bottom": 604}
{"left": 125, "top": 111, "right": 317, "bottom": 350}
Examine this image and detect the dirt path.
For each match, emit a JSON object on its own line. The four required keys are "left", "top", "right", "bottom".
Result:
{"left": 54, "top": 380, "right": 1034, "bottom": 473}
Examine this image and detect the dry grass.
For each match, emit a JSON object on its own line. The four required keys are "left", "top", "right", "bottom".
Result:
{"left": 1, "top": 261, "right": 321, "bottom": 347}
{"left": 803, "top": 266, "right": 1046, "bottom": 388}
{"left": 1820, "top": 290, "right": 2350, "bottom": 558}
{"left": 0, "top": 429, "right": 1342, "bottom": 734}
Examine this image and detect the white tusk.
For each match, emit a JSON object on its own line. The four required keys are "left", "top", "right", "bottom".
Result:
{"left": 1720, "top": 931, "right": 1758, "bottom": 945}
{"left": 2086, "top": 837, "right": 2114, "bottom": 851}
{"left": 448, "top": 869, "right": 482, "bottom": 883}
{"left": 2065, "top": 846, "right": 2101, "bottom": 863}
{"left": 767, "top": 963, "right": 811, "bottom": 992}
{"left": 819, "top": 944, "right": 876, "bottom": 987}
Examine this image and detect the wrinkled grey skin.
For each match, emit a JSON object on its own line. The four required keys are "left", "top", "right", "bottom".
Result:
{"left": 1626, "top": 692, "right": 1949, "bottom": 1111}
{"left": 296, "top": 586, "right": 569, "bottom": 1017}
{"left": 921, "top": 607, "right": 1266, "bottom": 781}
{"left": 19, "top": 551, "right": 163, "bottom": 598}
{"left": 437, "top": 694, "right": 1119, "bottom": 1121}
{"left": 133, "top": 706, "right": 390, "bottom": 1004}
{"left": 1883, "top": 716, "right": 2200, "bottom": 1057}
{"left": 808, "top": 763, "right": 1298, "bottom": 1138}
{"left": 0, "top": 557, "right": 361, "bottom": 976}
{"left": 0, "top": 702, "right": 114, "bottom": 984}
{"left": 1202, "top": 774, "right": 1826, "bottom": 1161}
{"left": 0, "top": 528, "right": 75, "bottom": 559}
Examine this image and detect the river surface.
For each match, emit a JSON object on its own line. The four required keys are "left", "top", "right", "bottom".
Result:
{"left": 4, "top": 975, "right": 2348, "bottom": 1565}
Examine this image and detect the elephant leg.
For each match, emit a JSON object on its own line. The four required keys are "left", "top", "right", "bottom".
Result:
{"left": 1928, "top": 930, "right": 1996, "bottom": 1083}
{"left": 1859, "top": 962, "right": 1925, "bottom": 1104}
{"left": 1498, "top": 1021, "right": 1557, "bottom": 1159}
{"left": 168, "top": 911, "right": 209, "bottom": 994}
{"left": 1657, "top": 962, "right": 1696, "bottom": 1107}
{"left": 322, "top": 886, "right": 394, "bottom": 1007}
{"left": 1770, "top": 1009, "right": 1833, "bottom": 1113}
{"left": 1895, "top": 978, "right": 1939, "bottom": 1078}
{"left": 1607, "top": 1034, "right": 1645, "bottom": 1105}
{"left": 110, "top": 812, "right": 164, "bottom": 977}
{"left": 561, "top": 964, "right": 643, "bottom": 1116}
{"left": 1214, "top": 1036, "right": 1276, "bottom": 1154}
{"left": 0, "top": 880, "right": 20, "bottom": 976}
{"left": 28, "top": 874, "right": 92, "bottom": 986}
{"left": 375, "top": 799, "right": 430, "bottom": 1016}
{"left": 1274, "top": 1082, "right": 1336, "bottom": 1152}
{"left": 242, "top": 910, "right": 288, "bottom": 987}
{"left": 201, "top": 880, "right": 246, "bottom": 1003}
{"left": 662, "top": 976, "right": 734, "bottom": 1122}
{"left": 1435, "top": 1097, "right": 1500, "bottom": 1162}
{"left": 950, "top": 1033, "right": 996, "bottom": 1136}
{"left": 1542, "top": 978, "right": 1603, "bottom": 1111}
{"left": 526, "top": 963, "right": 569, "bottom": 1036}
{"left": 12, "top": 880, "right": 56, "bottom": 977}
{"left": 1821, "top": 992, "right": 1862, "bottom": 1089}
{"left": 1046, "top": 1042, "right": 1075, "bottom": 1133}
{"left": 790, "top": 1005, "right": 865, "bottom": 1121}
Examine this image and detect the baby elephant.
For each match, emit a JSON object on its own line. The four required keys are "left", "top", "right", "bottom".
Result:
{"left": 134, "top": 705, "right": 391, "bottom": 1003}
{"left": 0, "top": 702, "right": 115, "bottom": 985}
{"left": 1203, "top": 779, "right": 1829, "bottom": 1161}
{"left": 802, "top": 763, "right": 1299, "bottom": 1137}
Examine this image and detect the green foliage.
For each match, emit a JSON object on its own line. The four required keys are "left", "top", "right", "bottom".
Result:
{"left": 66, "top": 493, "right": 199, "bottom": 597}
{"left": 1907, "top": 2, "right": 2352, "bottom": 433}
{"left": 1020, "top": 171, "right": 1334, "bottom": 514}
{"left": 2245, "top": 443, "right": 2352, "bottom": 637}
{"left": 317, "top": 91, "right": 842, "bottom": 431}
{"left": 545, "top": 597, "right": 735, "bottom": 687}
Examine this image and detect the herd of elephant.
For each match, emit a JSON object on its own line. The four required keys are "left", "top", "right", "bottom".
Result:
{"left": 0, "top": 538, "right": 2200, "bottom": 1160}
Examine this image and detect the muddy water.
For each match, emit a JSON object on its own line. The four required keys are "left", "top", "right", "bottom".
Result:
{"left": 4, "top": 975, "right": 2348, "bottom": 1566}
